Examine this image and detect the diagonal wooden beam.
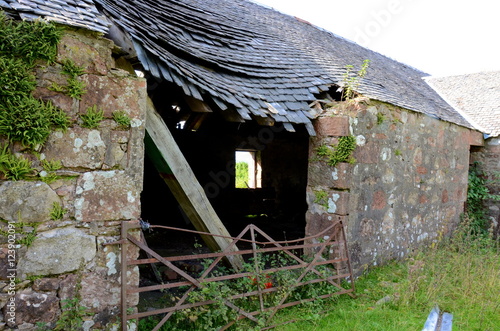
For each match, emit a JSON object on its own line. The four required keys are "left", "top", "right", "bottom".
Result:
{"left": 144, "top": 98, "right": 243, "bottom": 271}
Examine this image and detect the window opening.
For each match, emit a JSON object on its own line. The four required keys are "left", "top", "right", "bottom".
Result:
{"left": 235, "top": 150, "right": 261, "bottom": 188}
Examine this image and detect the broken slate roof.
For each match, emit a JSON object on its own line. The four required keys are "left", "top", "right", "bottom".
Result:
{"left": 0, "top": 0, "right": 109, "bottom": 33}
{"left": 2, "top": 0, "right": 472, "bottom": 133}
{"left": 425, "top": 71, "right": 500, "bottom": 137}
{"left": 93, "top": 0, "right": 471, "bottom": 132}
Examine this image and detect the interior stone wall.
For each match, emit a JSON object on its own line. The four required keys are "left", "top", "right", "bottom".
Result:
{"left": 0, "top": 29, "right": 146, "bottom": 330}
{"left": 306, "top": 100, "right": 483, "bottom": 275}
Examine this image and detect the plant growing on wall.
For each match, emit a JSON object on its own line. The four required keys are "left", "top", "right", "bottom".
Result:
{"left": 80, "top": 105, "right": 104, "bottom": 129}
{"left": 49, "top": 59, "right": 87, "bottom": 99}
{"left": 0, "top": 219, "right": 39, "bottom": 247}
{"left": 55, "top": 290, "right": 92, "bottom": 330}
{"left": 39, "top": 158, "right": 63, "bottom": 183}
{"left": 314, "top": 190, "right": 329, "bottom": 208}
{"left": 50, "top": 202, "right": 67, "bottom": 220}
{"left": 341, "top": 59, "right": 370, "bottom": 101}
{"left": 0, "top": 97, "right": 70, "bottom": 148}
{"left": 0, "top": 11, "right": 70, "bottom": 149}
{"left": 376, "top": 112, "right": 386, "bottom": 125}
{"left": 0, "top": 144, "right": 34, "bottom": 180}
{"left": 0, "top": 11, "right": 62, "bottom": 64}
{"left": 0, "top": 57, "right": 37, "bottom": 97}
{"left": 112, "top": 110, "right": 132, "bottom": 129}
{"left": 316, "top": 136, "right": 357, "bottom": 167}
{"left": 464, "top": 162, "right": 500, "bottom": 236}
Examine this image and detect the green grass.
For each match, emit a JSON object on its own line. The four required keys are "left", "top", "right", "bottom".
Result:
{"left": 137, "top": 228, "right": 499, "bottom": 331}
{"left": 274, "top": 235, "right": 500, "bottom": 331}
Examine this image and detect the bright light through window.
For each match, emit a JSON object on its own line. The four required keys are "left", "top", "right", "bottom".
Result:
{"left": 235, "top": 150, "right": 262, "bottom": 188}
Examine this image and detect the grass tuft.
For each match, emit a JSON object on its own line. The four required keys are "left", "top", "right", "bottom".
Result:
{"left": 274, "top": 230, "right": 500, "bottom": 330}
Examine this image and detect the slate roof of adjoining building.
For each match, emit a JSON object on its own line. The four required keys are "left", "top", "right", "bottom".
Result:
{"left": 425, "top": 71, "right": 500, "bottom": 137}
{"left": 0, "top": 0, "right": 109, "bottom": 33}
{"left": 1, "top": 0, "right": 473, "bottom": 133}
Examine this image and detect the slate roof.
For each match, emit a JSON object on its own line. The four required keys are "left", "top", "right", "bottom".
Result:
{"left": 425, "top": 71, "right": 500, "bottom": 137}
{"left": 2, "top": 0, "right": 473, "bottom": 133}
{"left": 0, "top": 0, "right": 109, "bottom": 33}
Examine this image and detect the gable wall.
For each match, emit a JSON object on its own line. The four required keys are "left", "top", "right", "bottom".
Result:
{"left": 306, "top": 100, "right": 481, "bottom": 275}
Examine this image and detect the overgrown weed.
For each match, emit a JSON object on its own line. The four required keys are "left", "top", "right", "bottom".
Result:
{"left": 274, "top": 224, "right": 500, "bottom": 330}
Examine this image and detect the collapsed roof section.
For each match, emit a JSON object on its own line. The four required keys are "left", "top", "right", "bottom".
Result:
{"left": 1, "top": 0, "right": 472, "bottom": 132}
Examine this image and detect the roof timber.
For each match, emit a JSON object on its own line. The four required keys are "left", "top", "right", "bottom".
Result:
{"left": 145, "top": 98, "right": 243, "bottom": 271}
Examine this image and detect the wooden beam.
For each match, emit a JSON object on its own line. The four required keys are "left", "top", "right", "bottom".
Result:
{"left": 252, "top": 115, "right": 275, "bottom": 126}
{"left": 183, "top": 95, "right": 213, "bottom": 113}
{"left": 145, "top": 98, "right": 242, "bottom": 271}
{"left": 184, "top": 113, "right": 208, "bottom": 131}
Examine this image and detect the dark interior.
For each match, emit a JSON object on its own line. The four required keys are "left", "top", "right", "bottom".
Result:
{"left": 140, "top": 81, "right": 310, "bottom": 253}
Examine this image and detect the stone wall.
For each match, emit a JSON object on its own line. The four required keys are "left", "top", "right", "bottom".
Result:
{"left": 471, "top": 137, "right": 500, "bottom": 237}
{"left": 306, "top": 100, "right": 483, "bottom": 275}
{"left": 0, "top": 29, "right": 146, "bottom": 330}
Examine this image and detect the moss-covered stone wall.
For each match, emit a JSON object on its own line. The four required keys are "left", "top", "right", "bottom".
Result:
{"left": 0, "top": 27, "right": 146, "bottom": 330}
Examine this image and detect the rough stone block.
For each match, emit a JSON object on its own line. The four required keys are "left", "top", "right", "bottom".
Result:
{"left": 371, "top": 190, "right": 387, "bottom": 210}
{"left": 0, "top": 181, "right": 60, "bottom": 223}
{"left": 17, "top": 227, "right": 96, "bottom": 278}
{"left": 327, "top": 190, "right": 350, "bottom": 215}
{"left": 305, "top": 212, "right": 346, "bottom": 238}
{"left": 57, "top": 32, "right": 113, "bottom": 75}
{"left": 313, "top": 116, "right": 350, "bottom": 137}
{"left": 6, "top": 289, "right": 59, "bottom": 327}
{"left": 44, "top": 127, "right": 107, "bottom": 169}
{"left": 80, "top": 269, "right": 121, "bottom": 310}
{"left": 353, "top": 140, "right": 379, "bottom": 164}
{"left": 33, "top": 278, "right": 60, "bottom": 292}
{"left": 58, "top": 274, "right": 78, "bottom": 302}
{"left": 75, "top": 171, "right": 142, "bottom": 222}
{"left": 80, "top": 74, "right": 147, "bottom": 120}
{"left": 307, "top": 161, "right": 352, "bottom": 189}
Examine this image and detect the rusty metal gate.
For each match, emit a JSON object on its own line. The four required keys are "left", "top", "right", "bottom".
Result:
{"left": 112, "top": 220, "right": 355, "bottom": 330}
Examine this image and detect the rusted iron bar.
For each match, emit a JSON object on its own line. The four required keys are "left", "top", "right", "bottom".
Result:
{"left": 121, "top": 222, "right": 127, "bottom": 331}
{"left": 340, "top": 220, "right": 356, "bottom": 293}
{"left": 250, "top": 226, "right": 265, "bottom": 312}
{"left": 249, "top": 223, "right": 349, "bottom": 300}
{"left": 266, "top": 230, "right": 333, "bottom": 322}
{"left": 132, "top": 226, "right": 258, "bottom": 331}
{"left": 127, "top": 234, "right": 201, "bottom": 286}
{"left": 120, "top": 221, "right": 354, "bottom": 330}
{"left": 129, "top": 285, "right": 353, "bottom": 322}
{"left": 120, "top": 221, "right": 141, "bottom": 331}
{"left": 127, "top": 239, "right": 344, "bottom": 265}
{"left": 127, "top": 258, "right": 349, "bottom": 294}
{"left": 149, "top": 222, "right": 339, "bottom": 246}
{"left": 139, "top": 231, "right": 163, "bottom": 284}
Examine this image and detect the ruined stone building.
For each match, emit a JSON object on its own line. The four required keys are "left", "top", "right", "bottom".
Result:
{"left": 0, "top": 0, "right": 496, "bottom": 329}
